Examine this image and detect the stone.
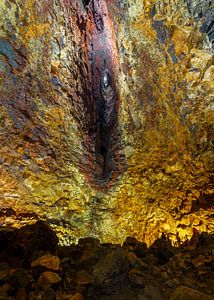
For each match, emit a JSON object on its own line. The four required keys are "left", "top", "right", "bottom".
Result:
{"left": 127, "top": 251, "right": 138, "bottom": 267}
{"left": 78, "top": 237, "right": 101, "bottom": 268}
{"left": 15, "top": 221, "right": 58, "bottom": 257}
{"left": 92, "top": 247, "right": 129, "bottom": 293}
{"left": 0, "top": 263, "right": 10, "bottom": 281}
{"left": 170, "top": 285, "right": 213, "bottom": 300}
{"left": 123, "top": 237, "right": 139, "bottom": 247}
{"left": 0, "top": 227, "right": 17, "bottom": 252}
{"left": 128, "top": 269, "right": 146, "bottom": 287}
{"left": 137, "top": 260, "right": 150, "bottom": 271}
{"left": 38, "top": 271, "right": 62, "bottom": 289}
{"left": 134, "top": 244, "right": 148, "bottom": 259}
{"left": 192, "top": 255, "right": 205, "bottom": 268}
{"left": 76, "top": 270, "right": 92, "bottom": 286}
{"left": 31, "top": 253, "right": 60, "bottom": 271}
{"left": 149, "top": 235, "right": 175, "bottom": 265}
{"left": 7, "top": 268, "right": 32, "bottom": 289}
{"left": 41, "top": 288, "right": 56, "bottom": 300}
{"left": 0, "top": 283, "right": 13, "bottom": 297}
{"left": 16, "top": 287, "right": 27, "bottom": 300}
{"left": 69, "top": 292, "right": 84, "bottom": 300}
{"left": 142, "top": 254, "right": 159, "bottom": 266}
{"left": 137, "top": 295, "right": 148, "bottom": 300}
{"left": 144, "top": 285, "right": 164, "bottom": 300}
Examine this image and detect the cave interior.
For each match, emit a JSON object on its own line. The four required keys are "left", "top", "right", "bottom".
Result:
{"left": 0, "top": 0, "right": 213, "bottom": 299}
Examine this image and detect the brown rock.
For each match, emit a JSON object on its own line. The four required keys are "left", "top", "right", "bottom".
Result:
{"left": 38, "top": 271, "right": 62, "bottom": 289}
{"left": 69, "top": 292, "right": 84, "bottom": 300}
{"left": 192, "top": 255, "right": 205, "bottom": 268}
{"left": 0, "top": 283, "right": 13, "bottom": 297}
{"left": 170, "top": 285, "right": 213, "bottom": 300}
{"left": 0, "top": 263, "right": 10, "bottom": 281}
{"left": 15, "top": 221, "right": 58, "bottom": 257}
{"left": 144, "top": 285, "right": 164, "bottom": 300}
{"left": 31, "top": 253, "right": 60, "bottom": 270}
{"left": 128, "top": 269, "right": 146, "bottom": 287}
{"left": 76, "top": 270, "right": 92, "bottom": 286}
{"left": 16, "top": 287, "right": 27, "bottom": 300}
{"left": 127, "top": 251, "right": 138, "bottom": 267}
{"left": 92, "top": 247, "right": 129, "bottom": 293}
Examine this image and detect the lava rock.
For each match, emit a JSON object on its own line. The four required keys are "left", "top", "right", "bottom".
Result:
{"left": 0, "top": 283, "right": 14, "bottom": 298}
{"left": 0, "top": 263, "right": 10, "bottom": 281}
{"left": 92, "top": 247, "right": 129, "bottom": 294}
{"left": 123, "top": 237, "right": 148, "bottom": 258}
{"left": 38, "top": 271, "right": 62, "bottom": 289}
{"left": 76, "top": 269, "right": 92, "bottom": 286}
{"left": 149, "top": 234, "right": 175, "bottom": 265}
{"left": 31, "top": 253, "right": 60, "bottom": 271}
{"left": 170, "top": 285, "right": 213, "bottom": 300}
{"left": 7, "top": 268, "right": 33, "bottom": 289}
{"left": 78, "top": 237, "right": 101, "bottom": 269}
{"left": 16, "top": 287, "right": 27, "bottom": 300}
{"left": 0, "top": 227, "right": 17, "bottom": 252}
{"left": 128, "top": 269, "right": 146, "bottom": 287}
{"left": 15, "top": 221, "right": 58, "bottom": 258}
{"left": 144, "top": 285, "right": 164, "bottom": 300}
{"left": 69, "top": 292, "right": 84, "bottom": 300}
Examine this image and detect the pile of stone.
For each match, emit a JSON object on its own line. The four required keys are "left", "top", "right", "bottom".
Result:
{"left": 0, "top": 221, "right": 213, "bottom": 300}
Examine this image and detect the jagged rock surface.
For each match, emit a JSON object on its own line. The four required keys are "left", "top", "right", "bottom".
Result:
{"left": 0, "top": 222, "right": 214, "bottom": 299}
{"left": 0, "top": 0, "right": 213, "bottom": 245}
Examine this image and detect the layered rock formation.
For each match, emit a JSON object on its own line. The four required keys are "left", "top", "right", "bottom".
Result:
{"left": 0, "top": 0, "right": 213, "bottom": 245}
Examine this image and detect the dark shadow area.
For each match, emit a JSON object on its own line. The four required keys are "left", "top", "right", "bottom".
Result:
{"left": 95, "top": 68, "right": 117, "bottom": 180}
{"left": 0, "top": 221, "right": 214, "bottom": 299}
{"left": 81, "top": 0, "right": 91, "bottom": 8}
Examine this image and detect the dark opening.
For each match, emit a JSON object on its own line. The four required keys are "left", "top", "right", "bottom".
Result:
{"left": 82, "top": 0, "right": 91, "bottom": 8}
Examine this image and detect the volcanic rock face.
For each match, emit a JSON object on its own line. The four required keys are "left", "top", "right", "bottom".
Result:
{"left": 0, "top": 0, "right": 213, "bottom": 245}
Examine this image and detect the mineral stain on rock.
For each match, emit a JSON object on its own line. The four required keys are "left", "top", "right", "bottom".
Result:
{"left": 0, "top": 39, "right": 19, "bottom": 69}
{"left": 0, "top": 0, "right": 213, "bottom": 248}
{"left": 87, "top": 0, "right": 121, "bottom": 183}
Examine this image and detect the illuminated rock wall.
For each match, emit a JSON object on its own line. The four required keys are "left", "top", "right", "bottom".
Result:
{"left": 0, "top": 0, "right": 213, "bottom": 245}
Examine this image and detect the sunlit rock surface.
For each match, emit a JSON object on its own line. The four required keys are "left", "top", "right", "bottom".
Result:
{"left": 0, "top": 0, "right": 213, "bottom": 245}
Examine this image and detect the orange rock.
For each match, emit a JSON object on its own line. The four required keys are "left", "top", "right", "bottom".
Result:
{"left": 38, "top": 271, "right": 61, "bottom": 289}
{"left": 31, "top": 253, "right": 60, "bottom": 271}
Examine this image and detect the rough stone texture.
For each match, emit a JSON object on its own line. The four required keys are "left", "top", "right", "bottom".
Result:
{"left": 0, "top": 223, "right": 214, "bottom": 299}
{"left": 170, "top": 285, "right": 213, "bottom": 300}
{"left": 0, "top": 0, "right": 213, "bottom": 245}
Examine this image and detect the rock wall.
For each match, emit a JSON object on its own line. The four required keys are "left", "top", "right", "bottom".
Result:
{"left": 0, "top": 0, "right": 213, "bottom": 245}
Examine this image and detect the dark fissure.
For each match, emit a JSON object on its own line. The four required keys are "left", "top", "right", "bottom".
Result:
{"left": 81, "top": 0, "right": 91, "bottom": 8}
{"left": 96, "top": 68, "right": 117, "bottom": 179}
{"left": 87, "top": 0, "right": 120, "bottom": 182}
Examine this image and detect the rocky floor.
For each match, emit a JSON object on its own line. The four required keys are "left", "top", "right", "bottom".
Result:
{"left": 0, "top": 221, "right": 214, "bottom": 300}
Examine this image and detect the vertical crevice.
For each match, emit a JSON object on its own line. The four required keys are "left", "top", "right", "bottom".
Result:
{"left": 84, "top": 0, "right": 124, "bottom": 185}
{"left": 96, "top": 68, "right": 117, "bottom": 179}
